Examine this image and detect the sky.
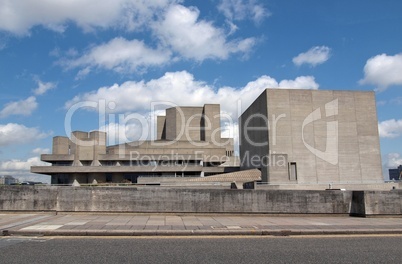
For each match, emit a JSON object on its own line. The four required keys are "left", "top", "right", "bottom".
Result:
{"left": 0, "top": 0, "right": 402, "bottom": 183}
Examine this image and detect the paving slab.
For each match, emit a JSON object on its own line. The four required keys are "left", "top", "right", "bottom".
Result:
{"left": 1, "top": 212, "right": 402, "bottom": 237}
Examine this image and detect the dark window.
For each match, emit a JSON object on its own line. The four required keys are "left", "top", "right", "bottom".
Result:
{"left": 289, "top": 162, "right": 297, "bottom": 181}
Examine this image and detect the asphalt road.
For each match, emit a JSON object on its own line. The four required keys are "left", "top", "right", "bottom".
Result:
{"left": 1, "top": 235, "right": 401, "bottom": 263}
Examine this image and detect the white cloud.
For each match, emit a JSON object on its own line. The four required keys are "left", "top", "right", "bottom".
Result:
{"left": 100, "top": 121, "right": 151, "bottom": 145}
{"left": 32, "top": 148, "right": 50, "bottom": 155}
{"left": 65, "top": 70, "right": 319, "bottom": 119}
{"left": 0, "top": 157, "right": 48, "bottom": 171}
{"left": 2, "top": 2, "right": 260, "bottom": 76}
{"left": 378, "top": 119, "right": 402, "bottom": 138}
{"left": 217, "top": 0, "right": 270, "bottom": 24}
{"left": 0, "top": 0, "right": 180, "bottom": 35}
{"left": 382, "top": 152, "right": 402, "bottom": 180}
{"left": 0, "top": 123, "right": 49, "bottom": 146}
{"left": 0, "top": 156, "right": 51, "bottom": 183}
{"left": 359, "top": 53, "right": 402, "bottom": 91}
{"left": 64, "top": 37, "right": 171, "bottom": 74}
{"left": 278, "top": 76, "right": 319, "bottom": 89}
{"left": 383, "top": 153, "right": 402, "bottom": 169}
{"left": 33, "top": 80, "right": 56, "bottom": 95}
{"left": 153, "top": 5, "right": 256, "bottom": 61}
{"left": 75, "top": 67, "right": 91, "bottom": 80}
{"left": 0, "top": 96, "right": 38, "bottom": 118}
{"left": 293, "top": 46, "right": 331, "bottom": 67}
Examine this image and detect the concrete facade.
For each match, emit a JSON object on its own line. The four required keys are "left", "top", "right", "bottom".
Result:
{"left": 239, "top": 89, "right": 383, "bottom": 185}
{"left": 31, "top": 104, "right": 237, "bottom": 184}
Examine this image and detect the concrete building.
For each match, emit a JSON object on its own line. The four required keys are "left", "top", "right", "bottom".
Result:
{"left": 389, "top": 165, "right": 402, "bottom": 181}
{"left": 31, "top": 104, "right": 237, "bottom": 184}
{"left": 239, "top": 89, "right": 383, "bottom": 186}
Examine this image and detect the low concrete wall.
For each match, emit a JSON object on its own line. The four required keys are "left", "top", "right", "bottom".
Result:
{"left": 0, "top": 186, "right": 400, "bottom": 215}
{"left": 349, "top": 190, "right": 402, "bottom": 216}
{"left": 364, "top": 190, "right": 402, "bottom": 215}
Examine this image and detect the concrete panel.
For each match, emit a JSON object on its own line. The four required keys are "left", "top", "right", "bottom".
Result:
{"left": 339, "top": 164, "right": 362, "bottom": 183}
{"left": 338, "top": 122, "right": 358, "bottom": 137}
{"left": 52, "top": 136, "right": 70, "bottom": 155}
{"left": 156, "top": 116, "right": 166, "bottom": 140}
{"left": 267, "top": 89, "right": 290, "bottom": 105}
{"left": 359, "top": 162, "right": 383, "bottom": 182}
{"left": 268, "top": 112, "right": 292, "bottom": 137}
{"left": 269, "top": 136, "right": 293, "bottom": 155}
{"left": 202, "top": 104, "right": 221, "bottom": 143}
{"left": 3, "top": 186, "right": 401, "bottom": 215}
{"left": 361, "top": 190, "right": 402, "bottom": 215}
{"left": 165, "top": 107, "right": 177, "bottom": 141}
{"left": 316, "top": 157, "right": 339, "bottom": 182}
{"left": 1, "top": 186, "right": 357, "bottom": 214}
{"left": 358, "top": 136, "right": 381, "bottom": 155}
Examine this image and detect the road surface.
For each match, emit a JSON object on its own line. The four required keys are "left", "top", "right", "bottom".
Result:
{"left": 1, "top": 235, "right": 401, "bottom": 263}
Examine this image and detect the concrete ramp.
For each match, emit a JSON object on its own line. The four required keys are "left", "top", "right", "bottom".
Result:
{"left": 160, "top": 169, "right": 261, "bottom": 188}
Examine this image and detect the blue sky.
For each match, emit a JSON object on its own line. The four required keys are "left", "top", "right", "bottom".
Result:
{"left": 1, "top": 0, "right": 402, "bottom": 183}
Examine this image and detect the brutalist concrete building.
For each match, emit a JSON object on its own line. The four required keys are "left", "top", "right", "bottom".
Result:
{"left": 31, "top": 104, "right": 237, "bottom": 184}
{"left": 239, "top": 89, "right": 383, "bottom": 186}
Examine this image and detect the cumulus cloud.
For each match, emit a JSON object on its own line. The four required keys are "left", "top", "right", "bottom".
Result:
{"left": 65, "top": 71, "right": 319, "bottom": 119}
{"left": 0, "top": 0, "right": 180, "bottom": 35}
{"left": 33, "top": 79, "right": 56, "bottom": 95}
{"left": 293, "top": 46, "right": 331, "bottom": 67}
{"left": 153, "top": 5, "right": 256, "bottom": 61}
{"left": 32, "top": 148, "right": 50, "bottom": 155}
{"left": 0, "top": 123, "right": 49, "bottom": 146}
{"left": 0, "top": 156, "right": 51, "bottom": 183}
{"left": 57, "top": 4, "right": 257, "bottom": 76}
{"left": 383, "top": 153, "right": 402, "bottom": 169}
{"left": 101, "top": 120, "right": 154, "bottom": 146}
{"left": 12, "top": 2, "right": 260, "bottom": 76}
{"left": 217, "top": 0, "right": 270, "bottom": 24}
{"left": 0, "top": 96, "right": 38, "bottom": 118}
{"left": 0, "top": 157, "right": 48, "bottom": 171}
{"left": 359, "top": 53, "right": 402, "bottom": 91}
{"left": 63, "top": 37, "right": 171, "bottom": 74}
{"left": 378, "top": 119, "right": 402, "bottom": 138}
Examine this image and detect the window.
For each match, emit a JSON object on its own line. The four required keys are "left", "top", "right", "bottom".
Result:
{"left": 289, "top": 162, "right": 297, "bottom": 181}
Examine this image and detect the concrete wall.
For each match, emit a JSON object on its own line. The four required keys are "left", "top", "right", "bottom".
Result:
{"left": 363, "top": 190, "right": 402, "bottom": 215}
{"left": 202, "top": 104, "right": 221, "bottom": 143}
{"left": 156, "top": 116, "right": 166, "bottom": 140}
{"left": 0, "top": 185, "right": 366, "bottom": 214}
{"left": 165, "top": 106, "right": 204, "bottom": 141}
{"left": 2, "top": 186, "right": 400, "bottom": 215}
{"left": 52, "top": 136, "right": 70, "bottom": 154}
{"left": 239, "top": 91, "right": 270, "bottom": 181}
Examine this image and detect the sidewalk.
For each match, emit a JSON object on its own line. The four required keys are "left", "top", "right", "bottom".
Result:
{"left": 1, "top": 212, "right": 402, "bottom": 236}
